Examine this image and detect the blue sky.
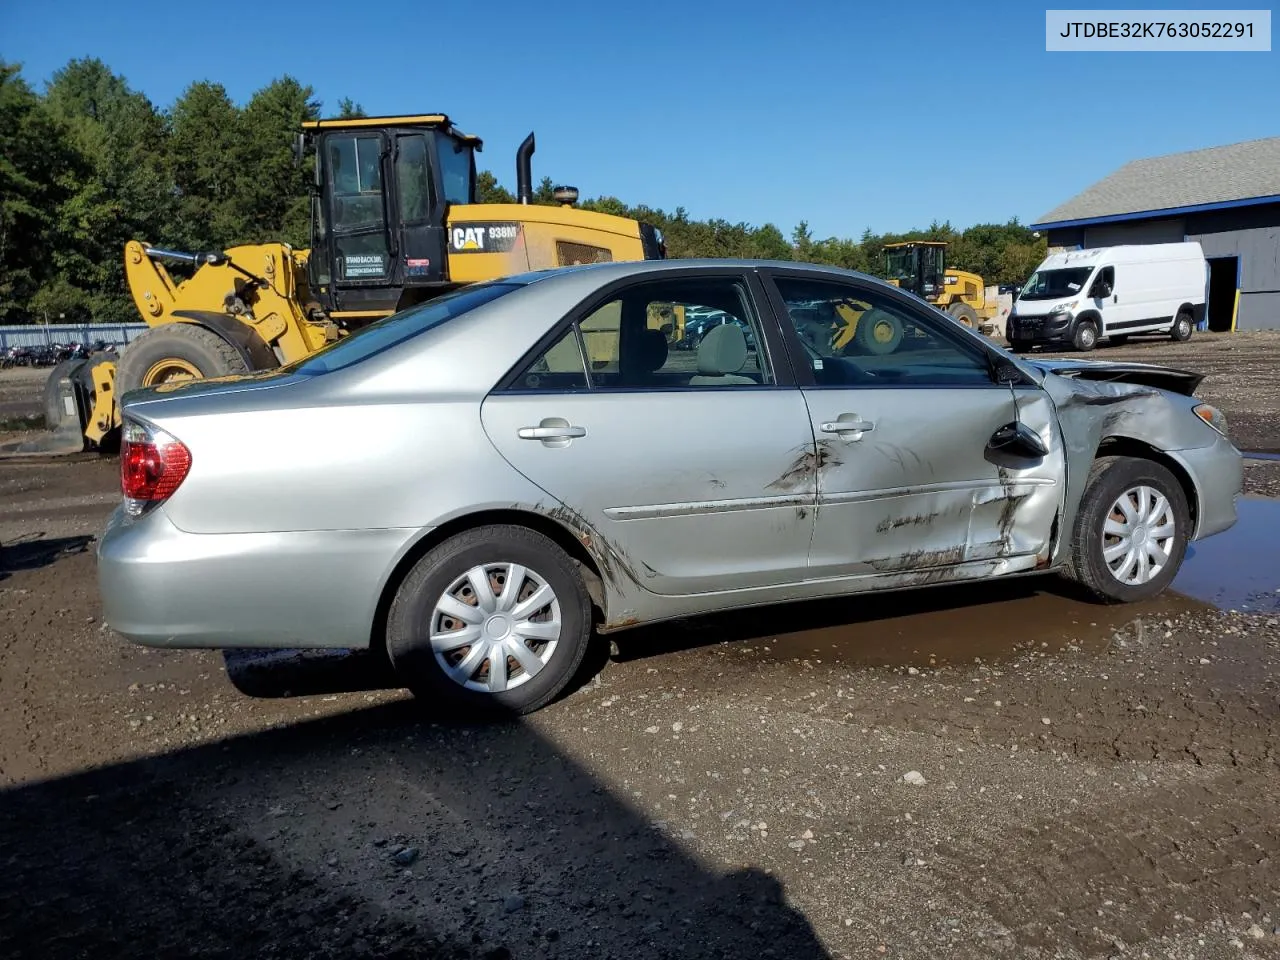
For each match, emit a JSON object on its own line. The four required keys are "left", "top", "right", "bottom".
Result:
{"left": 2, "top": 0, "right": 1276, "bottom": 238}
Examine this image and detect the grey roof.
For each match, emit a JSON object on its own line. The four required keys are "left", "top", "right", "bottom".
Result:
{"left": 1034, "top": 136, "right": 1280, "bottom": 226}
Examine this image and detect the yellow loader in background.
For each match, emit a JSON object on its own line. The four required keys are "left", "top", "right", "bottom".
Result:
{"left": 35, "top": 113, "right": 667, "bottom": 454}
{"left": 882, "top": 241, "right": 997, "bottom": 331}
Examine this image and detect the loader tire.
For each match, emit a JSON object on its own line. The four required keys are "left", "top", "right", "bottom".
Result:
{"left": 115, "top": 323, "right": 250, "bottom": 400}
{"left": 947, "top": 302, "right": 980, "bottom": 328}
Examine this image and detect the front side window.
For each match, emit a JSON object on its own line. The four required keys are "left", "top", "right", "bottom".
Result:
{"left": 395, "top": 134, "right": 432, "bottom": 223}
{"left": 436, "top": 135, "right": 475, "bottom": 205}
{"left": 509, "top": 277, "right": 772, "bottom": 391}
{"left": 774, "top": 277, "right": 993, "bottom": 387}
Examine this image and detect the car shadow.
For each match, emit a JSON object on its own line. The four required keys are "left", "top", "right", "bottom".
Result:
{"left": 0, "top": 533, "right": 95, "bottom": 582}
{"left": 0, "top": 702, "right": 834, "bottom": 959}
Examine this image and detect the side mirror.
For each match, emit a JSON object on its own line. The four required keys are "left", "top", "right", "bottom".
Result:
{"left": 992, "top": 360, "right": 1024, "bottom": 385}
{"left": 1091, "top": 283, "right": 1112, "bottom": 299}
{"left": 988, "top": 421, "right": 1049, "bottom": 460}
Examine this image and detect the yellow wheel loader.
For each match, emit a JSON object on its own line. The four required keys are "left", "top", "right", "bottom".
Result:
{"left": 38, "top": 113, "right": 667, "bottom": 454}
{"left": 882, "top": 241, "right": 997, "bottom": 333}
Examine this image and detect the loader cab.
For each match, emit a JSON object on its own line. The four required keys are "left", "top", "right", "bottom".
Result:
{"left": 303, "top": 114, "right": 480, "bottom": 321}
{"left": 884, "top": 241, "right": 946, "bottom": 300}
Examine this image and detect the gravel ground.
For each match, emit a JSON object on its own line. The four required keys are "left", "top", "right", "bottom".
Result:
{"left": 2, "top": 333, "right": 1280, "bottom": 959}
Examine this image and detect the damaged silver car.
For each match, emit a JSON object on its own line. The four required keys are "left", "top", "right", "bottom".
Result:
{"left": 97, "top": 260, "right": 1242, "bottom": 714}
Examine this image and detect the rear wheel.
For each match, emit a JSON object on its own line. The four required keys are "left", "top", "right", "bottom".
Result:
{"left": 947, "top": 302, "right": 979, "bottom": 329}
{"left": 115, "top": 323, "right": 250, "bottom": 398}
{"left": 1170, "top": 309, "right": 1194, "bottom": 342}
{"left": 1063, "top": 456, "right": 1190, "bottom": 602}
{"left": 1072, "top": 320, "right": 1099, "bottom": 352}
{"left": 386, "top": 525, "right": 594, "bottom": 716}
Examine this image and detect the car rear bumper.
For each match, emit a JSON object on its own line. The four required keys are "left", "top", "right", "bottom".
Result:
{"left": 97, "top": 506, "right": 420, "bottom": 650}
{"left": 1168, "top": 433, "right": 1242, "bottom": 541}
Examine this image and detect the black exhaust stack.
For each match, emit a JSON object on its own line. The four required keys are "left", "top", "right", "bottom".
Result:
{"left": 516, "top": 132, "right": 535, "bottom": 204}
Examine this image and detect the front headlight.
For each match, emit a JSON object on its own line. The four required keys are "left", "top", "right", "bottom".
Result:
{"left": 1051, "top": 301, "right": 1078, "bottom": 315}
{"left": 1193, "top": 403, "right": 1229, "bottom": 437}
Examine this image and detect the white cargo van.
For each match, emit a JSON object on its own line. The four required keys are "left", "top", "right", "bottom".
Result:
{"left": 1007, "top": 242, "right": 1207, "bottom": 352}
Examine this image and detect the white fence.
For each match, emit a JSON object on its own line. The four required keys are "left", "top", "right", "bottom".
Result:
{"left": 0, "top": 323, "right": 148, "bottom": 350}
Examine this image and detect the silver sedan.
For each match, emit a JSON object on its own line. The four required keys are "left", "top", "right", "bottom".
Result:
{"left": 97, "top": 259, "right": 1242, "bottom": 714}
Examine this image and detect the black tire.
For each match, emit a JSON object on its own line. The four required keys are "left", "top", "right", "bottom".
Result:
{"left": 1072, "top": 320, "right": 1099, "bottom": 352}
{"left": 947, "top": 302, "right": 979, "bottom": 329}
{"left": 1170, "top": 309, "right": 1194, "bottom": 342}
{"left": 43, "top": 358, "right": 88, "bottom": 431}
{"left": 853, "top": 308, "right": 904, "bottom": 355}
{"left": 386, "top": 525, "right": 594, "bottom": 716}
{"left": 115, "top": 323, "right": 250, "bottom": 399}
{"left": 1062, "top": 456, "right": 1191, "bottom": 603}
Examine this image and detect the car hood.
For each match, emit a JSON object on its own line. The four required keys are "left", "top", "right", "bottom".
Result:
{"left": 1025, "top": 357, "right": 1204, "bottom": 397}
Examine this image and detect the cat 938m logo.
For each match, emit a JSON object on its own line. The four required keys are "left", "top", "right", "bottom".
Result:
{"left": 449, "top": 222, "right": 521, "bottom": 254}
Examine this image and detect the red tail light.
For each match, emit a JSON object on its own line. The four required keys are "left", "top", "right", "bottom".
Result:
{"left": 121, "top": 419, "right": 191, "bottom": 514}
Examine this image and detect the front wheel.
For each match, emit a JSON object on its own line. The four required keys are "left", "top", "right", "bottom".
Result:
{"left": 947, "top": 302, "right": 979, "bottom": 329}
{"left": 386, "top": 525, "right": 594, "bottom": 716}
{"left": 1063, "top": 456, "right": 1190, "bottom": 602}
{"left": 1170, "top": 310, "right": 1194, "bottom": 342}
{"left": 1072, "top": 320, "right": 1099, "bottom": 352}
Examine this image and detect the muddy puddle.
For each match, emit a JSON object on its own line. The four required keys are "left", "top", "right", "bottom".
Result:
{"left": 1170, "top": 495, "right": 1280, "bottom": 614}
{"left": 619, "top": 578, "right": 1206, "bottom": 670}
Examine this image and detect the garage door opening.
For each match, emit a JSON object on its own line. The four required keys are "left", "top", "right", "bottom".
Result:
{"left": 1207, "top": 256, "right": 1239, "bottom": 332}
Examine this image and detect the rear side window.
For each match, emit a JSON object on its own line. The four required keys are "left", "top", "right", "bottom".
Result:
{"left": 292, "top": 283, "right": 521, "bottom": 374}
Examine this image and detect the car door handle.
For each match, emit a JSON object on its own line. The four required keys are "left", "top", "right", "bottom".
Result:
{"left": 821, "top": 417, "right": 875, "bottom": 436}
{"left": 518, "top": 425, "right": 586, "bottom": 440}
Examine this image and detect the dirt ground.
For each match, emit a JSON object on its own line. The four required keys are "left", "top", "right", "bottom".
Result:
{"left": 2, "top": 332, "right": 1279, "bottom": 959}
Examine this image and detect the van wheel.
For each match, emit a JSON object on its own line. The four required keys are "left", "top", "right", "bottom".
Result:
{"left": 385, "top": 525, "right": 594, "bottom": 716}
{"left": 1063, "top": 456, "right": 1190, "bottom": 603}
{"left": 1072, "top": 320, "right": 1098, "bottom": 352}
{"left": 1170, "top": 310, "right": 1194, "bottom": 342}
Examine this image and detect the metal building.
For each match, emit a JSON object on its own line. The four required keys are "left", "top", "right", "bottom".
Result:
{"left": 1032, "top": 136, "right": 1280, "bottom": 332}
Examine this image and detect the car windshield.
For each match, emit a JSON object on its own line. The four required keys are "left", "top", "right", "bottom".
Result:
{"left": 289, "top": 282, "right": 521, "bottom": 375}
{"left": 1019, "top": 267, "right": 1094, "bottom": 300}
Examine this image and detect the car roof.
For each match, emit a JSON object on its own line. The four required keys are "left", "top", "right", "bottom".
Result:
{"left": 505, "top": 257, "right": 896, "bottom": 292}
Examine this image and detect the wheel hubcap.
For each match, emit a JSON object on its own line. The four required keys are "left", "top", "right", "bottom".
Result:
{"left": 1102, "top": 485, "right": 1177, "bottom": 585}
{"left": 143, "top": 358, "right": 201, "bottom": 386}
{"left": 430, "top": 562, "right": 561, "bottom": 693}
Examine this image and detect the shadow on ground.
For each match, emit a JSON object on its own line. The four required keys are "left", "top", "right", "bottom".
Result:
{"left": 0, "top": 702, "right": 832, "bottom": 960}
{"left": 0, "top": 533, "right": 95, "bottom": 582}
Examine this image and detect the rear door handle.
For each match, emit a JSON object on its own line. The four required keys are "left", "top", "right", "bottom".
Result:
{"left": 519, "top": 426, "right": 586, "bottom": 439}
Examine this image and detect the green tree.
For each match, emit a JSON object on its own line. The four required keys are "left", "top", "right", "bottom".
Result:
{"left": 0, "top": 62, "right": 74, "bottom": 320}
{"left": 237, "top": 76, "right": 321, "bottom": 247}
{"left": 169, "top": 80, "right": 246, "bottom": 249}
{"left": 336, "top": 97, "right": 365, "bottom": 119}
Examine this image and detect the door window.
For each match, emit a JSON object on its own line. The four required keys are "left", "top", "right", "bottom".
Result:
{"left": 395, "top": 134, "right": 433, "bottom": 223}
{"left": 1091, "top": 266, "right": 1115, "bottom": 297}
{"left": 327, "top": 134, "right": 390, "bottom": 281}
{"left": 508, "top": 277, "right": 773, "bottom": 391}
{"left": 772, "top": 276, "right": 993, "bottom": 387}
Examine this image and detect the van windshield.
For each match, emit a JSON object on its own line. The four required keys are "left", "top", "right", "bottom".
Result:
{"left": 1019, "top": 267, "right": 1094, "bottom": 301}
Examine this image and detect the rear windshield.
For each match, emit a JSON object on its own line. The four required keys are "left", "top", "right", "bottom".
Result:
{"left": 291, "top": 282, "right": 521, "bottom": 374}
